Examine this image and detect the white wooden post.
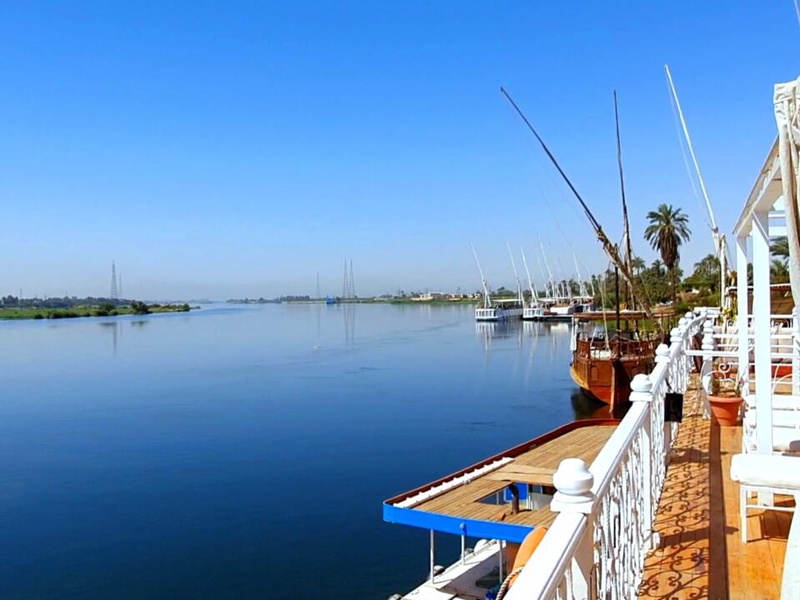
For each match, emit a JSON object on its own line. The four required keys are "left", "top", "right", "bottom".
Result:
{"left": 550, "top": 458, "right": 595, "bottom": 598}
{"left": 752, "top": 210, "right": 773, "bottom": 456}
{"left": 793, "top": 307, "right": 799, "bottom": 395}
{"left": 700, "top": 320, "right": 715, "bottom": 418}
{"left": 736, "top": 235, "right": 749, "bottom": 395}
{"left": 630, "top": 372, "right": 656, "bottom": 550}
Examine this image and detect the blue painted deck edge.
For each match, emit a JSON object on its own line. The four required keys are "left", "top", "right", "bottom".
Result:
{"left": 383, "top": 503, "right": 534, "bottom": 543}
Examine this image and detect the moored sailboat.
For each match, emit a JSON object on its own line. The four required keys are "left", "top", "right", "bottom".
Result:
{"left": 472, "top": 245, "right": 524, "bottom": 322}
{"left": 501, "top": 87, "right": 662, "bottom": 411}
{"left": 568, "top": 92, "right": 661, "bottom": 410}
{"left": 520, "top": 248, "right": 544, "bottom": 320}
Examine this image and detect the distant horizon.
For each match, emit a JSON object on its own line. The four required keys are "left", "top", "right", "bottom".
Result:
{"left": 2, "top": 252, "right": 710, "bottom": 305}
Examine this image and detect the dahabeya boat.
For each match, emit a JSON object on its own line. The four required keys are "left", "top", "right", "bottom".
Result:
{"left": 500, "top": 88, "right": 667, "bottom": 412}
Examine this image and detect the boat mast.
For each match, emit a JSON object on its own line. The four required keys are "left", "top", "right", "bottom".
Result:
{"left": 520, "top": 248, "right": 539, "bottom": 304}
{"left": 665, "top": 65, "right": 728, "bottom": 307}
{"left": 471, "top": 244, "right": 491, "bottom": 309}
{"left": 507, "top": 242, "right": 524, "bottom": 303}
{"left": 614, "top": 90, "right": 635, "bottom": 311}
{"left": 571, "top": 250, "right": 589, "bottom": 300}
{"left": 535, "top": 253, "right": 551, "bottom": 301}
{"left": 501, "top": 86, "right": 660, "bottom": 330}
{"left": 539, "top": 238, "right": 557, "bottom": 302}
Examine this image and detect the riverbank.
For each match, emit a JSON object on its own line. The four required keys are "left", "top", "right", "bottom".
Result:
{"left": 0, "top": 303, "right": 194, "bottom": 320}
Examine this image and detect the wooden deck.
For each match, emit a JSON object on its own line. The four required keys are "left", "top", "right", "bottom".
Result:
{"left": 414, "top": 425, "right": 616, "bottom": 528}
{"left": 638, "top": 380, "right": 794, "bottom": 599}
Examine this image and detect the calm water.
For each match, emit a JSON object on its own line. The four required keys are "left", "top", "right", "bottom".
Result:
{"left": 0, "top": 303, "right": 603, "bottom": 599}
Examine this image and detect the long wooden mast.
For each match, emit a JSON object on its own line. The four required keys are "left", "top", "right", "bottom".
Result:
{"left": 614, "top": 90, "right": 635, "bottom": 310}
{"left": 500, "top": 86, "right": 660, "bottom": 331}
{"left": 664, "top": 64, "right": 728, "bottom": 306}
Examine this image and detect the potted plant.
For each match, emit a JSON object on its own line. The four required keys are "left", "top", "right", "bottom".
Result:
{"left": 707, "top": 370, "right": 744, "bottom": 426}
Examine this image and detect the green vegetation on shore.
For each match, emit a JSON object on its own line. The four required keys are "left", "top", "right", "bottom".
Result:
{"left": 0, "top": 302, "right": 193, "bottom": 321}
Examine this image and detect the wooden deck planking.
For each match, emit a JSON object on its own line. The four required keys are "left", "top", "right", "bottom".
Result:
{"left": 413, "top": 425, "right": 615, "bottom": 528}
{"left": 638, "top": 378, "right": 794, "bottom": 600}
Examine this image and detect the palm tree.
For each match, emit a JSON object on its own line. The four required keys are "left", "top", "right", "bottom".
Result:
{"left": 631, "top": 256, "right": 646, "bottom": 277}
{"left": 772, "top": 259, "right": 790, "bottom": 283}
{"left": 644, "top": 204, "right": 691, "bottom": 302}
{"left": 771, "top": 236, "right": 789, "bottom": 266}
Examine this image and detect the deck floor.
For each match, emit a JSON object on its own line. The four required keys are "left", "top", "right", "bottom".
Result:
{"left": 638, "top": 379, "right": 794, "bottom": 599}
{"left": 413, "top": 425, "right": 616, "bottom": 528}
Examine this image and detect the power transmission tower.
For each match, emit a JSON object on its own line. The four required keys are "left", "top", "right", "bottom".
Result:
{"left": 110, "top": 261, "right": 118, "bottom": 300}
{"left": 349, "top": 259, "right": 355, "bottom": 298}
{"left": 341, "top": 259, "right": 357, "bottom": 299}
{"left": 316, "top": 272, "right": 321, "bottom": 299}
{"left": 343, "top": 259, "right": 349, "bottom": 298}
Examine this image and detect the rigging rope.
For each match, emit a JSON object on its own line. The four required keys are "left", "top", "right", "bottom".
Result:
{"left": 666, "top": 81, "right": 710, "bottom": 232}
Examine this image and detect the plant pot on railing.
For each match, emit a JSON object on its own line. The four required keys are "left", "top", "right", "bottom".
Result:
{"left": 708, "top": 368, "right": 744, "bottom": 426}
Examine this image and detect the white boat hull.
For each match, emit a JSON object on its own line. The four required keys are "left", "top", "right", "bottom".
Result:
{"left": 475, "top": 307, "right": 523, "bottom": 322}
{"left": 395, "top": 539, "right": 503, "bottom": 600}
{"left": 522, "top": 306, "right": 543, "bottom": 320}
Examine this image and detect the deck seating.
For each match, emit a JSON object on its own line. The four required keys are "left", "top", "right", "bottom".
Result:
{"left": 742, "top": 426, "right": 800, "bottom": 453}
{"left": 742, "top": 375, "right": 800, "bottom": 452}
{"left": 744, "top": 393, "right": 800, "bottom": 412}
{"left": 782, "top": 503, "right": 800, "bottom": 598}
{"left": 730, "top": 453, "right": 800, "bottom": 542}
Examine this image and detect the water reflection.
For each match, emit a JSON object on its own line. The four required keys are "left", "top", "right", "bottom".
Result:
{"left": 342, "top": 303, "right": 356, "bottom": 348}
{"left": 475, "top": 320, "right": 625, "bottom": 421}
{"left": 98, "top": 321, "right": 121, "bottom": 356}
{"left": 570, "top": 389, "right": 630, "bottom": 420}
{"left": 475, "top": 320, "right": 523, "bottom": 342}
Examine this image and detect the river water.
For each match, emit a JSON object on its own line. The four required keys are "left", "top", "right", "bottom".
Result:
{"left": 0, "top": 303, "right": 605, "bottom": 599}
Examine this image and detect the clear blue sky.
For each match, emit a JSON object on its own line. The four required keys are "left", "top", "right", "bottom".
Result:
{"left": 0, "top": 1, "right": 797, "bottom": 299}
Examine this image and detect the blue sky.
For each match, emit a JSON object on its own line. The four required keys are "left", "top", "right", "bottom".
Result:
{"left": 0, "top": 1, "right": 797, "bottom": 300}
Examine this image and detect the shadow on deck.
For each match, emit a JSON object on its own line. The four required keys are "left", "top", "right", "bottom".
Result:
{"left": 638, "top": 380, "right": 793, "bottom": 599}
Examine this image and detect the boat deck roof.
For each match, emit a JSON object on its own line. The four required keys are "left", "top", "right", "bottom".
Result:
{"left": 385, "top": 423, "right": 616, "bottom": 537}
{"left": 415, "top": 426, "right": 613, "bottom": 527}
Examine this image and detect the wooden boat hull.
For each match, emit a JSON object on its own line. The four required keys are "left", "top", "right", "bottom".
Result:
{"left": 570, "top": 337, "right": 657, "bottom": 408}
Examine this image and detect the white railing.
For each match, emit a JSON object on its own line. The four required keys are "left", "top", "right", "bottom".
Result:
{"left": 505, "top": 310, "right": 706, "bottom": 600}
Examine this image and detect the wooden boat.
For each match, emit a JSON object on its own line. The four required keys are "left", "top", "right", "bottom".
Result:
{"left": 383, "top": 419, "right": 617, "bottom": 600}
{"left": 500, "top": 89, "right": 672, "bottom": 412}
{"left": 570, "top": 325, "right": 659, "bottom": 408}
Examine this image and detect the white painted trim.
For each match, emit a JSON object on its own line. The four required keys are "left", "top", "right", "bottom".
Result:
{"left": 734, "top": 139, "right": 781, "bottom": 237}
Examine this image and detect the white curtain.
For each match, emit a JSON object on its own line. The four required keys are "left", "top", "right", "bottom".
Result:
{"left": 774, "top": 79, "right": 800, "bottom": 307}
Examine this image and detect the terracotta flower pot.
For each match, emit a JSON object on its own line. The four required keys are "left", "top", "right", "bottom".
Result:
{"left": 708, "top": 394, "right": 743, "bottom": 426}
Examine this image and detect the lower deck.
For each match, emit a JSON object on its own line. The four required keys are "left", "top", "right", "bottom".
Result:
{"left": 385, "top": 423, "right": 616, "bottom": 539}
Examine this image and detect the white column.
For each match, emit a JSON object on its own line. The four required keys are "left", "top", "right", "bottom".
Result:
{"left": 736, "top": 235, "right": 749, "bottom": 391}
{"left": 752, "top": 211, "right": 773, "bottom": 454}
{"left": 700, "top": 320, "right": 715, "bottom": 418}
{"left": 793, "top": 307, "right": 799, "bottom": 395}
